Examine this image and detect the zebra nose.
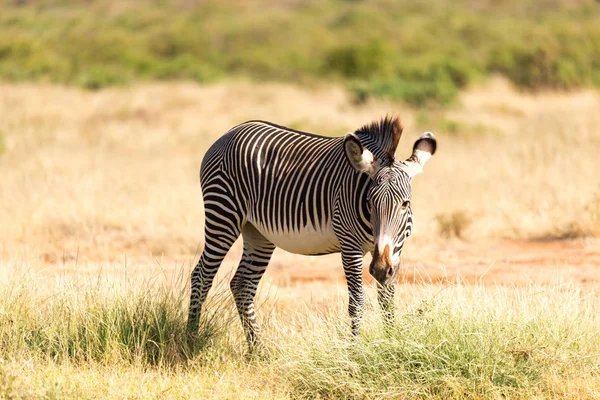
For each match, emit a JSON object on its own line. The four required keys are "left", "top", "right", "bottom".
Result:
{"left": 370, "top": 260, "right": 393, "bottom": 284}
{"left": 370, "top": 243, "right": 394, "bottom": 284}
{"left": 370, "top": 263, "right": 394, "bottom": 284}
{"left": 386, "top": 266, "right": 393, "bottom": 278}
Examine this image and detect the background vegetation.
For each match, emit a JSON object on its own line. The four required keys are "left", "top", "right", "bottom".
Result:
{"left": 2, "top": 0, "right": 600, "bottom": 105}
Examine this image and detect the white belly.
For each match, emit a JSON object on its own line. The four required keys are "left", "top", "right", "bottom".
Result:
{"left": 251, "top": 220, "right": 341, "bottom": 255}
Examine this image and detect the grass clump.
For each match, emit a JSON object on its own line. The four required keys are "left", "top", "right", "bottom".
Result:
{"left": 0, "top": 271, "right": 231, "bottom": 367}
{"left": 276, "top": 285, "right": 600, "bottom": 399}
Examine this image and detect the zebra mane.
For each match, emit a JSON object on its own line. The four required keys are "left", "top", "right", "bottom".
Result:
{"left": 355, "top": 116, "right": 403, "bottom": 166}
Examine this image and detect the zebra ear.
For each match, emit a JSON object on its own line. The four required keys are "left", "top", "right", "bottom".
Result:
{"left": 344, "top": 132, "right": 379, "bottom": 177}
{"left": 403, "top": 132, "right": 437, "bottom": 177}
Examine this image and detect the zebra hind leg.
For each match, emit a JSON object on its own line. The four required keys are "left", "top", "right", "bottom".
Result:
{"left": 188, "top": 215, "right": 242, "bottom": 335}
{"left": 230, "top": 224, "right": 275, "bottom": 350}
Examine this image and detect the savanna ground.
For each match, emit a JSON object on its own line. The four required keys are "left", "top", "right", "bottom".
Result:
{"left": 1, "top": 77, "right": 600, "bottom": 399}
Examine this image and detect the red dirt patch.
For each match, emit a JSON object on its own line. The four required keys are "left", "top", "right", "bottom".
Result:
{"left": 267, "top": 239, "right": 600, "bottom": 288}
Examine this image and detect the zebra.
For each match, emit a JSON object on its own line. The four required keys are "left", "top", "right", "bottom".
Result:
{"left": 187, "top": 116, "right": 437, "bottom": 346}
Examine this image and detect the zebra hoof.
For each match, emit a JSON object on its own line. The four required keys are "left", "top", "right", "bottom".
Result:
{"left": 186, "top": 330, "right": 201, "bottom": 347}
{"left": 245, "top": 342, "right": 270, "bottom": 362}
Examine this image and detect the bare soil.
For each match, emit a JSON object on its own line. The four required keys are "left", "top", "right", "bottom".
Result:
{"left": 266, "top": 239, "right": 600, "bottom": 288}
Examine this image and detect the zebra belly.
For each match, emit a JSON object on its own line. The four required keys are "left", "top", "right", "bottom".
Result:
{"left": 250, "top": 221, "right": 341, "bottom": 255}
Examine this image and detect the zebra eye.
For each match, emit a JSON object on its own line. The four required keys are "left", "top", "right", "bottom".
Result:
{"left": 401, "top": 200, "right": 410, "bottom": 210}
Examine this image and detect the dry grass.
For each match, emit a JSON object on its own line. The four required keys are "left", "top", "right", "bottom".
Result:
{"left": 0, "top": 77, "right": 598, "bottom": 265}
{"left": 0, "top": 80, "right": 389, "bottom": 263}
{"left": 1, "top": 265, "right": 600, "bottom": 399}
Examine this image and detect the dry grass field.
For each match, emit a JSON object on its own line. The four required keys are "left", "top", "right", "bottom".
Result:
{"left": 1, "top": 78, "right": 600, "bottom": 398}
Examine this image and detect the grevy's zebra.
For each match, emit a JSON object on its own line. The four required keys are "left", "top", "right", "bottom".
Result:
{"left": 188, "top": 117, "right": 437, "bottom": 346}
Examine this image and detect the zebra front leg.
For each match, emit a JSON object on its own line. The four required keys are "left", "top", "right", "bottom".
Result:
{"left": 377, "top": 282, "right": 396, "bottom": 329}
{"left": 341, "top": 246, "right": 366, "bottom": 336}
{"left": 231, "top": 224, "right": 275, "bottom": 349}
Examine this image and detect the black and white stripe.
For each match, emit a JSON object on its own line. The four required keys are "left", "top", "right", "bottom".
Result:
{"left": 188, "top": 117, "right": 437, "bottom": 346}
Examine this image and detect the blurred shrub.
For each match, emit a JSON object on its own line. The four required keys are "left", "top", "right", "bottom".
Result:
{"left": 487, "top": 18, "right": 600, "bottom": 90}
{"left": 352, "top": 77, "right": 457, "bottom": 107}
{"left": 538, "top": 190, "right": 600, "bottom": 240}
{"left": 0, "top": 0, "right": 599, "bottom": 105}
{"left": 435, "top": 211, "right": 472, "bottom": 239}
{"left": 325, "top": 39, "right": 392, "bottom": 79}
{"left": 489, "top": 44, "right": 584, "bottom": 90}
{"left": 75, "top": 65, "right": 130, "bottom": 90}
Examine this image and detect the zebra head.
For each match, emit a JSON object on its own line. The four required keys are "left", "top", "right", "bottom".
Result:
{"left": 344, "top": 118, "right": 437, "bottom": 285}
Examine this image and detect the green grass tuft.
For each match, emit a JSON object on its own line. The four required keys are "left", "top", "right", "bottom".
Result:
{"left": 0, "top": 271, "right": 233, "bottom": 367}
{"left": 275, "top": 285, "right": 600, "bottom": 399}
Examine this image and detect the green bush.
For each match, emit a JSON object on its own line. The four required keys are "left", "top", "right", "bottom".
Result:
{"left": 1, "top": 0, "right": 600, "bottom": 105}
{"left": 75, "top": 65, "right": 131, "bottom": 90}
{"left": 352, "top": 76, "right": 458, "bottom": 107}
{"left": 489, "top": 43, "right": 584, "bottom": 90}
{"left": 325, "top": 39, "right": 393, "bottom": 79}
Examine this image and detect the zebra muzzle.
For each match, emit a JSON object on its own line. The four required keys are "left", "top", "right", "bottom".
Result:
{"left": 369, "top": 244, "right": 396, "bottom": 284}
